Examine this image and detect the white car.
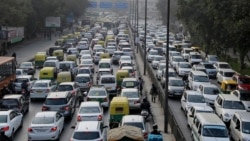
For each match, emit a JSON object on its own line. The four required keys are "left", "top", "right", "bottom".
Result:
{"left": 67, "top": 48, "right": 79, "bottom": 56}
{"left": 28, "top": 111, "right": 64, "bottom": 141}
{"left": 120, "top": 88, "right": 141, "bottom": 110}
{"left": 0, "top": 110, "right": 23, "bottom": 139}
{"left": 77, "top": 41, "right": 89, "bottom": 50}
{"left": 122, "top": 48, "right": 133, "bottom": 59}
{"left": 156, "top": 63, "right": 166, "bottom": 80}
{"left": 80, "top": 54, "right": 93, "bottom": 63}
{"left": 119, "top": 55, "right": 132, "bottom": 65}
{"left": 86, "top": 86, "right": 109, "bottom": 108}
{"left": 216, "top": 69, "right": 235, "bottom": 83}
{"left": 205, "top": 55, "right": 218, "bottom": 64}
{"left": 181, "top": 90, "right": 207, "bottom": 114}
{"left": 176, "top": 62, "right": 192, "bottom": 77}
{"left": 188, "top": 71, "right": 211, "bottom": 90}
{"left": 213, "top": 62, "right": 232, "bottom": 72}
{"left": 151, "top": 55, "right": 164, "bottom": 69}
{"left": 16, "top": 68, "right": 26, "bottom": 76}
{"left": 170, "top": 56, "right": 186, "bottom": 69}
{"left": 79, "top": 59, "right": 94, "bottom": 72}
{"left": 187, "top": 105, "right": 214, "bottom": 128}
{"left": 231, "top": 90, "right": 250, "bottom": 112}
{"left": 147, "top": 50, "right": 158, "bottom": 62}
{"left": 197, "top": 84, "right": 221, "bottom": 106}
{"left": 76, "top": 101, "right": 103, "bottom": 122}
{"left": 214, "top": 94, "right": 246, "bottom": 123}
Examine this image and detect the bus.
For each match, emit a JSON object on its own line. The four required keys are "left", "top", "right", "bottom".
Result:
{"left": 0, "top": 56, "right": 16, "bottom": 97}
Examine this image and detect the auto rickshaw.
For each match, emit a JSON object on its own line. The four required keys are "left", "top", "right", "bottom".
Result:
{"left": 97, "top": 40, "right": 105, "bottom": 47}
{"left": 100, "top": 53, "right": 110, "bottom": 59}
{"left": 116, "top": 70, "right": 129, "bottom": 90}
{"left": 66, "top": 54, "right": 77, "bottom": 63}
{"left": 107, "top": 126, "right": 144, "bottom": 141}
{"left": 221, "top": 80, "right": 238, "bottom": 94}
{"left": 55, "top": 39, "right": 64, "bottom": 46}
{"left": 109, "top": 97, "right": 129, "bottom": 129}
{"left": 191, "top": 46, "right": 201, "bottom": 53}
{"left": 39, "top": 67, "right": 57, "bottom": 81}
{"left": 57, "top": 71, "right": 73, "bottom": 84}
{"left": 52, "top": 49, "right": 64, "bottom": 61}
{"left": 34, "top": 52, "right": 47, "bottom": 68}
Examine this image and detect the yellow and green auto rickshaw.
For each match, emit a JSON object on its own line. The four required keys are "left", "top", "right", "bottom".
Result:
{"left": 191, "top": 46, "right": 201, "bottom": 53}
{"left": 109, "top": 97, "right": 129, "bottom": 129}
{"left": 52, "top": 49, "right": 64, "bottom": 61}
{"left": 116, "top": 70, "right": 129, "bottom": 90}
{"left": 34, "top": 52, "right": 47, "bottom": 68}
{"left": 57, "top": 71, "right": 72, "bottom": 84}
{"left": 221, "top": 80, "right": 238, "bottom": 94}
{"left": 66, "top": 54, "right": 77, "bottom": 63}
{"left": 39, "top": 67, "right": 57, "bottom": 81}
{"left": 55, "top": 39, "right": 64, "bottom": 46}
{"left": 100, "top": 53, "right": 110, "bottom": 59}
{"left": 97, "top": 40, "right": 105, "bottom": 47}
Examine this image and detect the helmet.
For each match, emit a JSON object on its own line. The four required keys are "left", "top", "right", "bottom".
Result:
{"left": 153, "top": 124, "right": 158, "bottom": 130}
{"left": 143, "top": 97, "right": 147, "bottom": 102}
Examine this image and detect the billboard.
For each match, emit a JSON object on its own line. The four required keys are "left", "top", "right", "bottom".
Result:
{"left": 115, "top": 2, "right": 128, "bottom": 9}
{"left": 45, "top": 17, "right": 61, "bottom": 28}
{"left": 88, "top": 1, "right": 98, "bottom": 8}
{"left": 100, "top": 2, "right": 112, "bottom": 8}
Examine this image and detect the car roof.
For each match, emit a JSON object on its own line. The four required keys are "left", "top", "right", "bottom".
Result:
{"left": 0, "top": 110, "right": 13, "bottom": 115}
{"left": 76, "top": 74, "right": 90, "bottom": 77}
{"left": 122, "top": 115, "right": 144, "bottom": 122}
{"left": 122, "top": 78, "right": 137, "bottom": 81}
{"left": 185, "top": 90, "right": 202, "bottom": 95}
{"left": 121, "top": 88, "right": 138, "bottom": 92}
{"left": 75, "top": 121, "right": 100, "bottom": 131}
{"left": 100, "top": 74, "right": 115, "bottom": 78}
{"left": 200, "top": 84, "right": 218, "bottom": 88}
{"left": 3, "top": 94, "right": 22, "bottom": 99}
{"left": 34, "top": 80, "right": 51, "bottom": 83}
{"left": 80, "top": 101, "right": 100, "bottom": 107}
{"left": 47, "top": 92, "right": 69, "bottom": 98}
{"left": 35, "top": 111, "right": 57, "bottom": 117}
{"left": 219, "top": 94, "right": 240, "bottom": 101}
{"left": 191, "top": 105, "right": 214, "bottom": 112}
{"left": 191, "top": 70, "right": 207, "bottom": 76}
{"left": 59, "top": 82, "right": 75, "bottom": 85}
{"left": 235, "top": 112, "right": 250, "bottom": 122}
{"left": 16, "top": 75, "right": 32, "bottom": 79}
{"left": 169, "top": 77, "right": 183, "bottom": 81}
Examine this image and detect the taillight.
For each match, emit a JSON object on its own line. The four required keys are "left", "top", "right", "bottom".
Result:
{"left": 86, "top": 97, "right": 90, "bottom": 101}
{"left": 28, "top": 128, "right": 33, "bottom": 132}
{"left": 98, "top": 115, "right": 102, "bottom": 121}
{"left": 134, "top": 100, "right": 140, "bottom": 104}
{"left": 42, "top": 106, "right": 48, "bottom": 111}
{"left": 51, "top": 127, "right": 57, "bottom": 131}
{"left": 1, "top": 126, "right": 9, "bottom": 131}
{"left": 144, "top": 132, "right": 148, "bottom": 138}
{"left": 77, "top": 115, "right": 81, "bottom": 121}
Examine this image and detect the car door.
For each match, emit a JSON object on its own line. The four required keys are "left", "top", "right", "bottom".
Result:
{"left": 217, "top": 71, "right": 223, "bottom": 82}
{"left": 56, "top": 112, "right": 64, "bottom": 132}
{"left": 181, "top": 92, "right": 187, "bottom": 111}
{"left": 10, "top": 111, "right": 21, "bottom": 132}
{"left": 215, "top": 97, "right": 223, "bottom": 117}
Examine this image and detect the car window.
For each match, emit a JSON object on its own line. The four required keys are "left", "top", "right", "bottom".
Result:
{"left": 79, "top": 107, "right": 100, "bottom": 113}
{"left": 0, "top": 115, "right": 7, "bottom": 123}
{"left": 76, "top": 77, "right": 90, "bottom": 83}
{"left": 193, "top": 75, "right": 209, "bottom": 82}
{"left": 101, "top": 77, "right": 115, "bottom": 84}
{"left": 73, "top": 131, "right": 100, "bottom": 140}
{"left": 57, "top": 85, "right": 73, "bottom": 91}
{"left": 0, "top": 99, "right": 19, "bottom": 109}
{"left": 204, "top": 87, "right": 220, "bottom": 95}
{"left": 32, "top": 116, "right": 54, "bottom": 124}
{"left": 122, "top": 81, "right": 138, "bottom": 87}
{"left": 33, "top": 82, "right": 48, "bottom": 87}
{"left": 123, "top": 122, "right": 144, "bottom": 130}
{"left": 169, "top": 80, "right": 184, "bottom": 86}
{"left": 15, "top": 78, "right": 29, "bottom": 83}
{"left": 45, "top": 98, "right": 67, "bottom": 105}
{"left": 202, "top": 125, "right": 228, "bottom": 137}
{"left": 88, "top": 90, "right": 106, "bottom": 96}
{"left": 10, "top": 111, "right": 17, "bottom": 120}
{"left": 99, "top": 63, "right": 110, "bottom": 68}
{"left": 56, "top": 113, "right": 62, "bottom": 121}
{"left": 187, "top": 95, "right": 205, "bottom": 103}
{"left": 122, "top": 91, "right": 139, "bottom": 98}
{"left": 242, "top": 122, "right": 250, "bottom": 134}
{"left": 78, "top": 69, "right": 90, "bottom": 74}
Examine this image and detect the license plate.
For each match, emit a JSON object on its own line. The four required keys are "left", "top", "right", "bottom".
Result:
{"left": 107, "top": 87, "right": 111, "bottom": 90}
{"left": 175, "top": 93, "right": 181, "bottom": 95}
{"left": 36, "top": 91, "right": 42, "bottom": 93}
{"left": 36, "top": 129, "right": 46, "bottom": 132}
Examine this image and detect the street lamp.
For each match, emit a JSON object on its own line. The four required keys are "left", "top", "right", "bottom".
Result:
{"left": 164, "top": 0, "right": 170, "bottom": 133}
{"left": 143, "top": 0, "right": 147, "bottom": 75}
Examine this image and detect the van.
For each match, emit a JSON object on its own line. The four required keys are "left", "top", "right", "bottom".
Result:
{"left": 98, "top": 59, "right": 113, "bottom": 74}
{"left": 191, "top": 113, "right": 230, "bottom": 141}
{"left": 43, "top": 60, "right": 59, "bottom": 72}
{"left": 229, "top": 112, "right": 250, "bottom": 141}
{"left": 98, "top": 75, "right": 117, "bottom": 95}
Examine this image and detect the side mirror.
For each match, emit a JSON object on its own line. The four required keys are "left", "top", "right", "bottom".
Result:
{"left": 198, "top": 130, "right": 201, "bottom": 134}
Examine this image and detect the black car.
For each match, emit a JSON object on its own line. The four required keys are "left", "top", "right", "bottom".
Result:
{"left": 48, "top": 47, "right": 61, "bottom": 56}
{"left": 0, "top": 94, "right": 29, "bottom": 114}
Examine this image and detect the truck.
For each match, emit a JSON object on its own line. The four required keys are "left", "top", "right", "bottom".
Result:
{"left": 0, "top": 26, "right": 24, "bottom": 44}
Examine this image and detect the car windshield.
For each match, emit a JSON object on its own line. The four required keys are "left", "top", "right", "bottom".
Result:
{"left": 173, "top": 58, "right": 185, "bottom": 62}
{"left": 101, "top": 77, "right": 115, "bottom": 84}
{"left": 191, "top": 55, "right": 202, "bottom": 59}
{"left": 57, "top": 85, "right": 73, "bottom": 91}
{"left": 154, "top": 57, "right": 164, "bottom": 61}
{"left": 59, "top": 63, "right": 70, "bottom": 69}
{"left": 79, "top": 107, "right": 100, "bottom": 113}
{"left": 194, "top": 76, "right": 209, "bottom": 82}
{"left": 188, "top": 95, "right": 205, "bottom": 103}
{"left": 202, "top": 125, "right": 228, "bottom": 137}
{"left": 203, "top": 64, "right": 215, "bottom": 69}
{"left": 169, "top": 80, "right": 184, "bottom": 86}
{"left": 204, "top": 87, "right": 220, "bottom": 95}
{"left": 150, "top": 51, "right": 158, "bottom": 55}
{"left": 242, "top": 122, "right": 250, "bottom": 134}
{"left": 44, "top": 62, "right": 55, "bottom": 67}
{"left": 76, "top": 77, "right": 90, "bottom": 83}
{"left": 32, "top": 117, "right": 54, "bottom": 124}
{"left": 0, "top": 99, "right": 18, "bottom": 108}
{"left": 169, "top": 72, "right": 177, "bottom": 77}
{"left": 78, "top": 69, "right": 90, "bottom": 74}
{"left": 122, "top": 91, "right": 139, "bottom": 98}
{"left": 33, "top": 82, "right": 48, "bottom": 87}
{"left": 222, "top": 101, "right": 245, "bottom": 109}
{"left": 0, "top": 115, "right": 7, "bottom": 123}
{"left": 240, "top": 93, "right": 250, "bottom": 101}
{"left": 209, "top": 56, "right": 218, "bottom": 61}
{"left": 73, "top": 131, "right": 100, "bottom": 140}
{"left": 123, "top": 122, "right": 144, "bottom": 130}
{"left": 82, "top": 60, "right": 92, "bottom": 64}
{"left": 89, "top": 90, "right": 106, "bottom": 96}
{"left": 180, "top": 64, "right": 191, "bottom": 68}
{"left": 45, "top": 98, "right": 67, "bottom": 105}
{"left": 21, "top": 63, "right": 32, "bottom": 67}
{"left": 99, "top": 63, "right": 110, "bottom": 68}
{"left": 219, "top": 64, "right": 231, "bottom": 69}
{"left": 224, "top": 72, "right": 235, "bottom": 77}
{"left": 16, "top": 70, "right": 22, "bottom": 75}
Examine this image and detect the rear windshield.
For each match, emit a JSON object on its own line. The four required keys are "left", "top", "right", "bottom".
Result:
{"left": 0, "top": 99, "right": 18, "bottom": 108}
{"left": 88, "top": 90, "right": 106, "bottom": 96}
{"left": 44, "top": 62, "right": 55, "bottom": 67}
{"left": 57, "top": 85, "right": 73, "bottom": 91}
{"left": 33, "top": 82, "right": 48, "bottom": 87}
{"left": 99, "top": 63, "right": 110, "bottom": 68}
{"left": 76, "top": 77, "right": 90, "bottom": 83}
{"left": 123, "top": 122, "right": 144, "bottom": 130}
{"left": 79, "top": 107, "right": 100, "bottom": 113}
{"left": 73, "top": 132, "right": 100, "bottom": 140}
{"left": 78, "top": 69, "right": 90, "bottom": 74}
{"left": 32, "top": 117, "right": 54, "bottom": 124}
{"left": 15, "top": 78, "right": 29, "bottom": 83}
{"left": 101, "top": 77, "right": 115, "bottom": 84}
{"left": 0, "top": 115, "right": 7, "bottom": 123}
{"left": 45, "top": 98, "right": 67, "bottom": 105}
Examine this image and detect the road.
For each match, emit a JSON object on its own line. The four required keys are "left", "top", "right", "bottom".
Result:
{"left": 12, "top": 33, "right": 154, "bottom": 141}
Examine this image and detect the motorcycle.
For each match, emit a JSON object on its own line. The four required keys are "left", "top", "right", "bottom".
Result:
{"left": 141, "top": 109, "right": 149, "bottom": 121}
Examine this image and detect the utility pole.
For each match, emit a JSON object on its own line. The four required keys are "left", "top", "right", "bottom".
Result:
{"left": 143, "top": 0, "right": 147, "bottom": 75}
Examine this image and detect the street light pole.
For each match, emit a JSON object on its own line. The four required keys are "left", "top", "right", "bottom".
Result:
{"left": 133, "top": 0, "right": 136, "bottom": 45}
{"left": 143, "top": 0, "right": 147, "bottom": 75}
{"left": 164, "top": 0, "right": 170, "bottom": 133}
{"left": 136, "top": 0, "right": 139, "bottom": 53}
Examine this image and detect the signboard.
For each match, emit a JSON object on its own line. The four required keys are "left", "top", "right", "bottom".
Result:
{"left": 45, "top": 17, "right": 61, "bottom": 28}
{"left": 100, "top": 2, "right": 112, "bottom": 8}
{"left": 115, "top": 2, "right": 128, "bottom": 9}
{"left": 88, "top": 1, "right": 98, "bottom": 8}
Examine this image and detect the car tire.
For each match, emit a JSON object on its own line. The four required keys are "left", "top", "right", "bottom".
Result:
{"left": 20, "top": 119, "right": 23, "bottom": 128}
{"left": 10, "top": 129, "right": 14, "bottom": 140}
{"left": 26, "top": 106, "right": 29, "bottom": 113}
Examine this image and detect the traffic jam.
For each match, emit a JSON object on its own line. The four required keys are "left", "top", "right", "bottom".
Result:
{"left": 0, "top": 11, "right": 250, "bottom": 141}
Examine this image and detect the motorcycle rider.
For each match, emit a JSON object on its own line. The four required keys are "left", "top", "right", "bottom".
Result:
{"left": 8, "top": 80, "right": 16, "bottom": 94}
{"left": 151, "top": 124, "right": 161, "bottom": 135}
{"left": 140, "top": 97, "right": 153, "bottom": 117}
{"left": 21, "top": 80, "right": 28, "bottom": 95}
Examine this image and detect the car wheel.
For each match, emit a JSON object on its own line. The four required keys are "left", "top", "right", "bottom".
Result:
{"left": 10, "top": 129, "right": 14, "bottom": 140}
{"left": 27, "top": 107, "right": 29, "bottom": 113}
{"left": 20, "top": 119, "right": 23, "bottom": 128}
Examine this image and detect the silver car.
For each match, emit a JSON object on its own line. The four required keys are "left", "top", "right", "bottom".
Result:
{"left": 120, "top": 88, "right": 141, "bottom": 109}
{"left": 168, "top": 77, "right": 185, "bottom": 98}
{"left": 30, "top": 80, "right": 57, "bottom": 101}
{"left": 75, "top": 74, "right": 92, "bottom": 92}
